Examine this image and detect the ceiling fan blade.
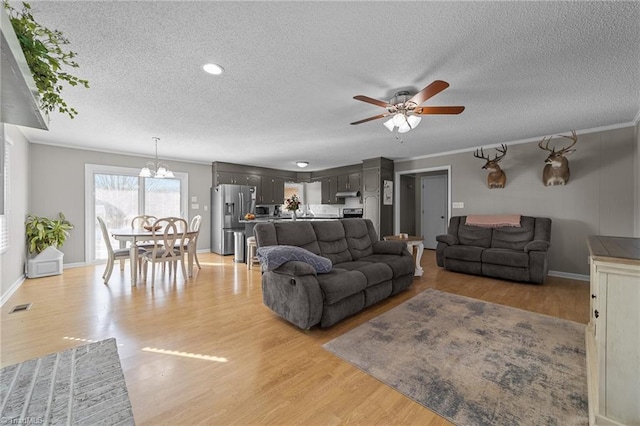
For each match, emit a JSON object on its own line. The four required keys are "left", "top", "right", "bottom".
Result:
{"left": 353, "top": 95, "right": 391, "bottom": 108}
{"left": 414, "top": 106, "right": 465, "bottom": 115}
{"left": 409, "top": 80, "right": 450, "bottom": 106}
{"left": 350, "top": 113, "right": 390, "bottom": 125}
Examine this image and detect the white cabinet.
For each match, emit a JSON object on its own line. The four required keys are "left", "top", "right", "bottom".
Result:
{"left": 586, "top": 236, "right": 640, "bottom": 426}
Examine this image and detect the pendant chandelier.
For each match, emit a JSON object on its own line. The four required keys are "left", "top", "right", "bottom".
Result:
{"left": 139, "top": 137, "right": 174, "bottom": 178}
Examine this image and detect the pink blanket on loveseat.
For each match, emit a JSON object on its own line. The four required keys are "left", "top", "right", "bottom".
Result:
{"left": 465, "top": 214, "right": 522, "bottom": 228}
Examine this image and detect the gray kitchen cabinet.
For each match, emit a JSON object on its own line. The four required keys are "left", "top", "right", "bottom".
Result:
{"left": 337, "top": 172, "right": 361, "bottom": 193}
{"left": 260, "top": 176, "right": 285, "bottom": 204}
{"left": 215, "top": 171, "right": 251, "bottom": 185}
{"left": 362, "top": 158, "right": 393, "bottom": 238}
{"left": 321, "top": 176, "right": 343, "bottom": 204}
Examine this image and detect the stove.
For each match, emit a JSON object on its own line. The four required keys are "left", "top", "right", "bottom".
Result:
{"left": 342, "top": 208, "right": 364, "bottom": 218}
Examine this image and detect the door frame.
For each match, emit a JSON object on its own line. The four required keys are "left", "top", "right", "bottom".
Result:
{"left": 393, "top": 165, "right": 451, "bottom": 236}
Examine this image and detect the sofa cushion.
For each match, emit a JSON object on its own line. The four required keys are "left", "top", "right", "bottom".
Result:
{"left": 457, "top": 222, "right": 492, "bottom": 248}
{"left": 482, "top": 248, "right": 530, "bottom": 268}
{"left": 490, "top": 216, "right": 535, "bottom": 250}
{"left": 342, "top": 219, "right": 375, "bottom": 260}
{"left": 257, "top": 245, "right": 332, "bottom": 273}
{"left": 273, "top": 222, "right": 321, "bottom": 254}
{"left": 316, "top": 269, "right": 367, "bottom": 304}
{"left": 333, "top": 260, "right": 376, "bottom": 271}
{"left": 358, "top": 254, "right": 415, "bottom": 278}
{"left": 443, "top": 245, "right": 485, "bottom": 262}
{"left": 354, "top": 263, "right": 393, "bottom": 287}
{"left": 311, "top": 221, "right": 352, "bottom": 264}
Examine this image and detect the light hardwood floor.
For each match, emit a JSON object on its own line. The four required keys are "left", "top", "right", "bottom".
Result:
{"left": 1, "top": 251, "right": 589, "bottom": 425}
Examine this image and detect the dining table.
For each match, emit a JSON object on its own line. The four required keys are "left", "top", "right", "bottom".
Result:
{"left": 110, "top": 228, "right": 198, "bottom": 284}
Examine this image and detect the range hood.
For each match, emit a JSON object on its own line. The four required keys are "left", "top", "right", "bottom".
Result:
{"left": 335, "top": 190, "right": 360, "bottom": 198}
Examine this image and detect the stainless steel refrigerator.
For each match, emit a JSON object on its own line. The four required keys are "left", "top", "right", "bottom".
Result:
{"left": 211, "top": 184, "right": 256, "bottom": 255}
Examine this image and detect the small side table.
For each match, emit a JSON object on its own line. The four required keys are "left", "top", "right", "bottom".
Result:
{"left": 383, "top": 235, "right": 424, "bottom": 277}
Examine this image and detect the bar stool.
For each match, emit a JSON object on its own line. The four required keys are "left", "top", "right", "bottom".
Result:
{"left": 246, "top": 236, "right": 260, "bottom": 270}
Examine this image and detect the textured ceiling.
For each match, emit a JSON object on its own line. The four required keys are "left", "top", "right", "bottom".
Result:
{"left": 14, "top": 1, "right": 640, "bottom": 171}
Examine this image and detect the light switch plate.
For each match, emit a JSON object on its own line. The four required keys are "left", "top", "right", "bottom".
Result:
{"left": 452, "top": 202, "right": 464, "bottom": 209}
{"left": 191, "top": 196, "right": 198, "bottom": 202}
{"left": 191, "top": 203, "right": 199, "bottom": 210}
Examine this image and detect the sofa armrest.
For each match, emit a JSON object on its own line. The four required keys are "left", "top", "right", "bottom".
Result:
{"left": 436, "top": 234, "right": 458, "bottom": 246}
{"left": 524, "top": 240, "right": 550, "bottom": 253}
{"left": 262, "top": 270, "right": 323, "bottom": 329}
{"left": 373, "top": 240, "right": 406, "bottom": 255}
{"left": 272, "top": 260, "right": 318, "bottom": 276}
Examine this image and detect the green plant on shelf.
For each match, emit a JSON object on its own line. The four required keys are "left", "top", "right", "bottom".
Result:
{"left": 3, "top": 1, "right": 89, "bottom": 118}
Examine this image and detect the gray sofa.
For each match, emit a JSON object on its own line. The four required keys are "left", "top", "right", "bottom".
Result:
{"left": 435, "top": 215, "right": 552, "bottom": 284}
{"left": 254, "top": 218, "right": 415, "bottom": 329}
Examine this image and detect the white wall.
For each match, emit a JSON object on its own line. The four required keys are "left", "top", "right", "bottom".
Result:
{"left": 1, "top": 125, "right": 30, "bottom": 303}
{"left": 395, "top": 125, "right": 637, "bottom": 276}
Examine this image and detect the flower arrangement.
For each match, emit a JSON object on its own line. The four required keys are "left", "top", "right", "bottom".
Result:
{"left": 284, "top": 194, "right": 300, "bottom": 212}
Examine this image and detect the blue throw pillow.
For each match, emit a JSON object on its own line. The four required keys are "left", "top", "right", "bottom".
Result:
{"left": 257, "top": 245, "right": 332, "bottom": 274}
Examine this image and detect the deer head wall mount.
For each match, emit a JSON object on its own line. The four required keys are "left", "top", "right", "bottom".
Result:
{"left": 538, "top": 130, "right": 577, "bottom": 186}
{"left": 473, "top": 144, "right": 508, "bottom": 189}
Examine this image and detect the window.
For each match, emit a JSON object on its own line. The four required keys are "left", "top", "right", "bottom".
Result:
{"left": 0, "top": 132, "right": 9, "bottom": 253}
{"left": 85, "top": 164, "right": 188, "bottom": 263}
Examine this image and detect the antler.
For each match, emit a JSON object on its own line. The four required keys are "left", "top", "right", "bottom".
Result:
{"left": 493, "top": 144, "right": 507, "bottom": 162}
{"left": 538, "top": 136, "right": 555, "bottom": 152}
{"left": 538, "top": 130, "right": 577, "bottom": 153}
{"left": 473, "top": 147, "right": 490, "bottom": 161}
{"left": 474, "top": 145, "right": 507, "bottom": 162}
{"left": 557, "top": 129, "right": 577, "bottom": 154}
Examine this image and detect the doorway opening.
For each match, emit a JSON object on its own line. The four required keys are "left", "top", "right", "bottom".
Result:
{"left": 394, "top": 166, "right": 451, "bottom": 249}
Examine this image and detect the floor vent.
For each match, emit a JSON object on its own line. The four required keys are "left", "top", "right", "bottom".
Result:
{"left": 9, "top": 303, "right": 32, "bottom": 314}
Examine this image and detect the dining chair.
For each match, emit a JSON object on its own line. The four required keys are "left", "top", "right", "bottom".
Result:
{"left": 142, "top": 217, "right": 190, "bottom": 285}
{"left": 131, "top": 215, "right": 157, "bottom": 229}
{"left": 131, "top": 214, "right": 158, "bottom": 251}
{"left": 188, "top": 215, "right": 202, "bottom": 269}
{"left": 97, "top": 216, "right": 145, "bottom": 284}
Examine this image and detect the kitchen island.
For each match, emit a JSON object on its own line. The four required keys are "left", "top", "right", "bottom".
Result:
{"left": 241, "top": 216, "right": 341, "bottom": 238}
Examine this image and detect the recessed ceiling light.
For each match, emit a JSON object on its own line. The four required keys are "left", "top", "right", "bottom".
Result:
{"left": 296, "top": 161, "right": 309, "bottom": 168}
{"left": 202, "top": 63, "right": 224, "bottom": 75}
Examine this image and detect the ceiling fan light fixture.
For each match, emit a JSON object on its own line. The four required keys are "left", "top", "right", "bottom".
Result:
{"left": 398, "top": 123, "right": 412, "bottom": 134}
{"left": 383, "top": 118, "right": 395, "bottom": 132}
{"left": 407, "top": 115, "right": 422, "bottom": 128}
{"left": 392, "top": 113, "right": 407, "bottom": 127}
{"left": 296, "top": 161, "right": 309, "bottom": 168}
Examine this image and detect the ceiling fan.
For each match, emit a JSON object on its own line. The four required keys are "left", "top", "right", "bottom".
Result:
{"left": 350, "top": 80, "right": 465, "bottom": 133}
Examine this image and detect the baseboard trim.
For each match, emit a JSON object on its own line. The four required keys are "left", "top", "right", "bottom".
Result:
{"left": 1, "top": 274, "right": 26, "bottom": 307}
{"left": 548, "top": 270, "right": 589, "bottom": 282}
{"left": 63, "top": 262, "right": 86, "bottom": 269}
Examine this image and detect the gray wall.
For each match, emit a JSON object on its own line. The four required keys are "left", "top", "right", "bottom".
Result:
{"left": 1, "top": 125, "right": 30, "bottom": 300}
{"left": 634, "top": 120, "right": 640, "bottom": 237}
{"left": 395, "top": 125, "right": 637, "bottom": 276}
{"left": 29, "top": 144, "right": 212, "bottom": 265}
{"left": 399, "top": 174, "right": 416, "bottom": 235}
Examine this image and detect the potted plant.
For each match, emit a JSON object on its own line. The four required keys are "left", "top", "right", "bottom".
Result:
{"left": 3, "top": 1, "right": 89, "bottom": 119}
{"left": 25, "top": 212, "right": 73, "bottom": 278}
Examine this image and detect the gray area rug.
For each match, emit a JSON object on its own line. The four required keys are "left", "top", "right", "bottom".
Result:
{"left": 1, "top": 338, "right": 135, "bottom": 425}
{"left": 324, "top": 289, "right": 588, "bottom": 425}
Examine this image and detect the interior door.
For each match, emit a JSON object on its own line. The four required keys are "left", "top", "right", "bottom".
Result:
{"left": 421, "top": 174, "right": 448, "bottom": 249}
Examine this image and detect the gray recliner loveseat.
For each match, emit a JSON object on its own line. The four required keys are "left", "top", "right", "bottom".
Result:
{"left": 254, "top": 218, "right": 415, "bottom": 329}
{"left": 436, "top": 215, "right": 552, "bottom": 284}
